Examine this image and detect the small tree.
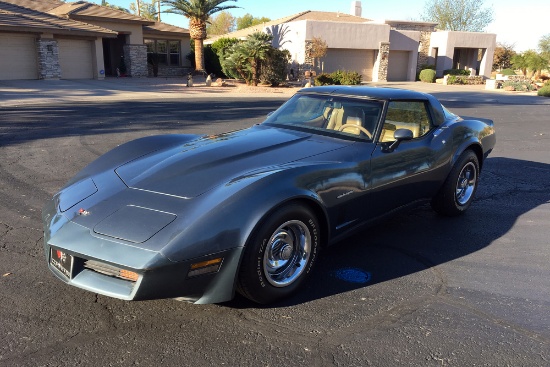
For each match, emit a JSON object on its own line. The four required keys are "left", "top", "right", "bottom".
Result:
{"left": 492, "top": 42, "right": 516, "bottom": 71}
{"left": 421, "top": 0, "right": 494, "bottom": 32}
{"left": 538, "top": 34, "right": 550, "bottom": 62}
{"left": 307, "top": 37, "right": 327, "bottom": 71}
{"left": 236, "top": 13, "right": 271, "bottom": 30}
{"left": 206, "top": 11, "right": 236, "bottom": 35}
{"left": 512, "top": 50, "right": 549, "bottom": 78}
{"left": 130, "top": 0, "right": 159, "bottom": 20}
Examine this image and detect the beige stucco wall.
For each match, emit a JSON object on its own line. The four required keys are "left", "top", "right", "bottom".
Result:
{"left": 269, "top": 20, "right": 389, "bottom": 68}
{"left": 305, "top": 21, "right": 390, "bottom": 49}
{"left": 429, "top": 31, "right": 496, "bottom": 78}
{"left": 389, "top": 30, "right": 420, "bottom": 51}
{"left": 87, "top": 20, "right": 144, "bottom": 44}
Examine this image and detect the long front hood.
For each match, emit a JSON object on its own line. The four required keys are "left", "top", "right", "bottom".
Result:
{"left": 115, "top": 126, "right": 345, "bottom": 198}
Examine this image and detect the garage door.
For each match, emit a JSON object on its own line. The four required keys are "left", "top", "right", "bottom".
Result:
{"left": 58, "top": 39, "right": 93, "bottom": 79}
{"left": 0, "top": 33, "right": 38, "bottom": 80}
{"left": 322, "top": 49, "right": 374, "bottom": 82}
{"left": 387, "top": 51, "right": 410, "bottom": 81}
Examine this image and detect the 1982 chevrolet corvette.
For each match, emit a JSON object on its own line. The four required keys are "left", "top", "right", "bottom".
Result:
{"left": 43, "top": 86, "right": 495, "bottom": 304}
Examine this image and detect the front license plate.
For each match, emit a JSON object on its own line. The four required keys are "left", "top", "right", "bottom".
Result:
{"left": 50, "top": 247, "right": 73, "bottom": 279}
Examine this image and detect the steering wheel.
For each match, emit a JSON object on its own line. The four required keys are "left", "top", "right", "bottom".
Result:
{"left": 338, "top": 124, "right": 372, "bottom": 139}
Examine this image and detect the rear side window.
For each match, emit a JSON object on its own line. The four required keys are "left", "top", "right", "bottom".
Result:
{"left": 380, "top": 101, "right": 432, "bottom": 142}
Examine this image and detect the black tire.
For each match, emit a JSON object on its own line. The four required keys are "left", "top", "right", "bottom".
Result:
{"left": 237, "top": 204, "right": 320, "bottom": 304}
{"left": 431, "top": 150, "right": 480, "bottom": 216}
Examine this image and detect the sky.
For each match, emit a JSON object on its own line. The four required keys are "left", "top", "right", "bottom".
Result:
{"left": 94, "top": 0, "right": 549, "bottom": 52}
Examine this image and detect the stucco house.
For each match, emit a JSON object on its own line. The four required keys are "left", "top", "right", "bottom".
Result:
{"left": 0, "top": 0, "right": 191, "bottom": 80}
{"left": 207, "top": 1, "right": 496, "bottom": 82}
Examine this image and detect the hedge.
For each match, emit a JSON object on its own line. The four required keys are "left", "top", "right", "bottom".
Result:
{"left": 314, "top": 70, "right": 362, "bottom": 86}
{"left": 538, "top": 86, "right": 550, "bottom": 97}
{"left": 419, "top": 69, "right": 436, "bottom": 83}
{"left": 443, "top": 69, "right": 471, "bottom": 76}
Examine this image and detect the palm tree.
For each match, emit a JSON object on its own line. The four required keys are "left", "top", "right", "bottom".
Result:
{"left": 244, "top": 32, "right": 272, "bottom": 86}
{"left": 162, "top": 0, "right": 239, "bottom": 73}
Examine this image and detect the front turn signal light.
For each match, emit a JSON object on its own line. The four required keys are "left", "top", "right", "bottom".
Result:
{"left": 188, "top": 257, "right": 223, "bottom": 278}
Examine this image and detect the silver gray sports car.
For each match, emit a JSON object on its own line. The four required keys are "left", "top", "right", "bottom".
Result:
{"left": 43, "top": 86, "right": 496, "bottom": 304}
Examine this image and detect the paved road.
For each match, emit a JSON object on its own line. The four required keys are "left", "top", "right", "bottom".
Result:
{"left": 0, "top": 84, "right": 549, "bottom": 366}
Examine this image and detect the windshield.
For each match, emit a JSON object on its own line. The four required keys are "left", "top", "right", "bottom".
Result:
{"left": 264, "top": 94, "right": 383, "bottom": 140}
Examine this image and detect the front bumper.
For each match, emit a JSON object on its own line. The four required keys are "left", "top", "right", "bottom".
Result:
{"left": 43, "top": 200, "right": 243, "bottom": 304}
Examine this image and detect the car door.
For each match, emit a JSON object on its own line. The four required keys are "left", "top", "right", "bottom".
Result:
{"left": 365, "top": 100, "right": 443, "bottom": 217}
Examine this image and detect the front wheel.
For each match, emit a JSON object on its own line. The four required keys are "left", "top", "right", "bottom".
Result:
{"left": 431, "top": 150, "right": 480, "bottom": 216}
{"left": 237, "top": 204, "right": 320, "bottom": 304}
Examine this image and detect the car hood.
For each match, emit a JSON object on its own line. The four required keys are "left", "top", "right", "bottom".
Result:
{"left": 115, "top": 126, "right": 348, "bottom": 198}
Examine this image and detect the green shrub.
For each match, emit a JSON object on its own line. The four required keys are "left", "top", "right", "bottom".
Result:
{"left": 446, "top": 75, "right": 484, "bottom": 85}
{"left": 502, "top": 80, "right": 534, "bottom": 91}
{"left": 500, "top": 68, "right": 516, "bottom": 76}
{"left": 314, "top": 70, "right": 362, "bottom": 86}
{"left": 446, "top": 75, "right": 461, "bottom": 84}
{"left": 443, "top": 69, "right": 470, "bottom": 76}
{"left": 260, "top": 48, "right": 291, "bottom": 86}
{"left": 419, "top": 69, "right": 436, "bottom": 83}
{"left": 336, "top": 70, "right": 362, "bottom": 85}
{"left": 537, "top": 86, "right": 550, "bottom": 97}
{"left": 314, "top": 73, "right": 334, "bottom": 86}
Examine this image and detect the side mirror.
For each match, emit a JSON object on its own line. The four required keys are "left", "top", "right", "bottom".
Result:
{"left": 382, "top": 128, "right": 413, "bottom": 153}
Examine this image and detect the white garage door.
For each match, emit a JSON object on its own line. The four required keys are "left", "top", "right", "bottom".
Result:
{"left": 387, "top": 51, "right": 410, "bottom": 81}
{"left": 0, "top": 33, "right": 38, "bottom": 80}
{"left": 322, "top": 49, "right": 374, "bottom": 82}
{"left": 58, "top": 39, "right": 93, "bottom": 79}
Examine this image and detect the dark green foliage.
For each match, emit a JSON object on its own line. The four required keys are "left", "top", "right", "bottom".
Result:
{"left": 219, "top": 33, "right": 287, "bottom": 86}
{"left": 314, "top": 70, "right": 362, "bottom": 86}
{"left": 314, "top": 73, "right": 334, "bottom": 86}
{"left": 446, "top": 75, "right": 484, "bottom": 85}
{"left": 500, "top": 68, "right": 516, "bottom": 76}
{"left": 419, "top": 69, "right": 436, "bottom": 83}
{"left": 443, "top": 69, "right": 470, "bottom": 76}
{"left": 186, "top": 45, "right": 226, "bottom": 77}
{"left": 537, "top": 86, "right": 550, "bottom": 97}
{"left": 260, "top": 48, "right": 291, "bottom": 86}
{"left": 211, "top": 37, "right": 239, "bottom": 55}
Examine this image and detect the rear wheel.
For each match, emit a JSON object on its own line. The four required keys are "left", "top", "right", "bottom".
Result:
{"left": 432, "top": 150, "right": 480, "bottom": 216}
{"left": 237, "top": 204, "right": 320, "bottom": 304}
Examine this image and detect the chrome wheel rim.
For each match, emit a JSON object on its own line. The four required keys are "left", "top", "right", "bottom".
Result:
{"left": 263, "top": 220, "right": 311, "bottom": 287}
{"left": 456, "top": 162, "right": 477, "bottom": 205}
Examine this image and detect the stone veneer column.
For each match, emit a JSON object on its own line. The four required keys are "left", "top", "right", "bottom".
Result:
{"left": 417, "top": 31, "right": 432, "bottom": 72}
{"left": 37, "top": 39, "right": 61, "bottom": 79}
{"left": 123, "top": 44, "right": 148, "bottom": 77}
{"left": 376, "top": 42, "right": 390, "bottom": 82}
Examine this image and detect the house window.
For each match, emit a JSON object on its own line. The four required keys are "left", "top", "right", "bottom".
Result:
{"left": 145, "top": 39, "right": 181, "bottom": 66}
{"left": 169, "top": 41, "right": 180, "bottom": 66}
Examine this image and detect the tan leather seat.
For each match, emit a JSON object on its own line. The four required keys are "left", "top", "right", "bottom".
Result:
{"left": 340, "top": 107, "right": 365, "bottom": 135}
